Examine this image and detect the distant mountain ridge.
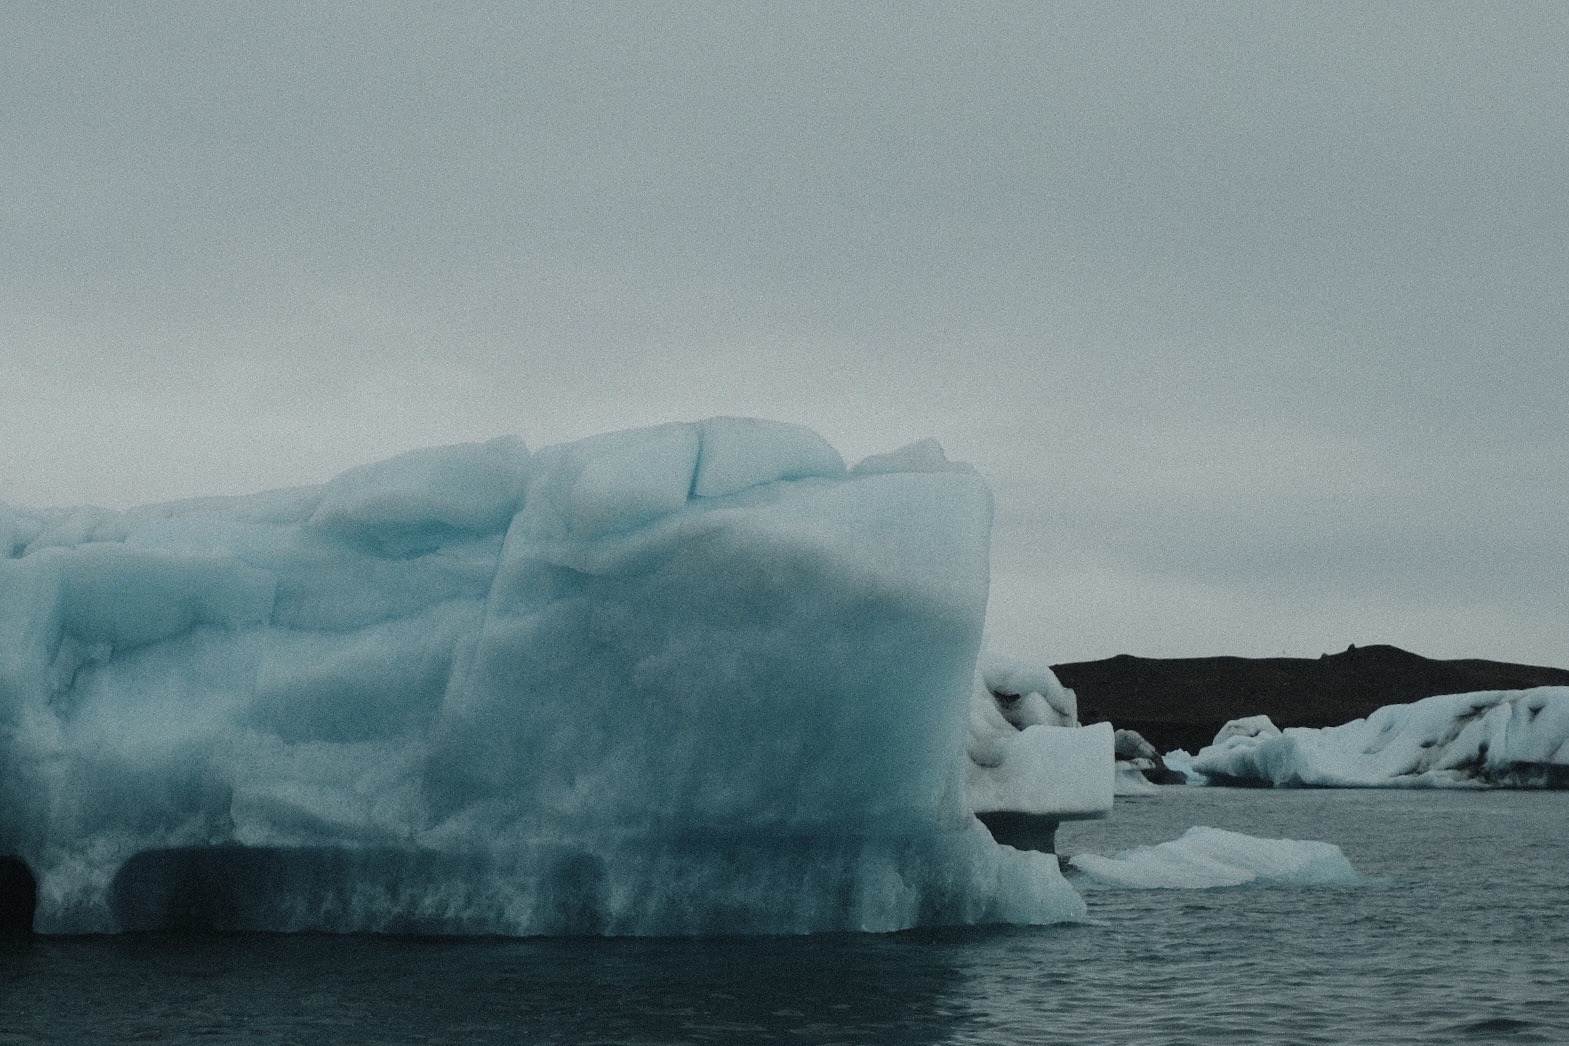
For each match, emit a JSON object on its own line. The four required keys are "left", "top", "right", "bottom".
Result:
{"left": 1051, "top": 644, "right": 1569, "bottom": 755}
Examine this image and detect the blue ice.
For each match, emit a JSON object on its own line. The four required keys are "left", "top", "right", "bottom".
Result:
{"left": 0, "top": 418, "right": 1090, "bottom": 934}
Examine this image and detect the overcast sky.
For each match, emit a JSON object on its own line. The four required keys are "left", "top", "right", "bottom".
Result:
{"left": 4, "top": 2, "right": 1565, "bottom": 667}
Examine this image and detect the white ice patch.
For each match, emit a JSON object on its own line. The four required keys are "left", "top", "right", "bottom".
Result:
{"left": 1160, "top": 749, "right": 1208, "bottom": 785}
{"left": 1191, "top": 689, "right": 1569, "bottom": 788}
{"left": 966, "top": 655, "right": 1112, "bottom": 821}
{"left": 1069, "top": 827, "right": 1360, "bottom": 889}
{"left": 1114, "top": 764, "right": 1160, "bottom": 795}
{"left": 1212, "top": 714, "right": 1281, "bottom": 744}
{"left": 979, "top": 651, "right": 1079, "bottom": 725}
{"left": 968, "top": 722, "right": 1115, "bottom": 818}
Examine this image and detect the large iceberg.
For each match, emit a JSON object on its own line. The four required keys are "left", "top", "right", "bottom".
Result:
{"left": 1189, "top": 689, "right": 1569, "bottom": 788}
{"left": 0, "top": 418, "right": 1091, "bottom": 934}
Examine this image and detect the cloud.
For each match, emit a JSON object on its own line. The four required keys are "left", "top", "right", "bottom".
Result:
{"left": 3, "top": 2, "right": 1565, "bottom": 665}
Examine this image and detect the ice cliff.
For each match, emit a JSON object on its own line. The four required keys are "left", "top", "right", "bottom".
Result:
{"left": 1188, "top": 690, "right": 1569, "bottom": 788}
{"left": 0, "top": 418, "right": 1095, "bottom": 934}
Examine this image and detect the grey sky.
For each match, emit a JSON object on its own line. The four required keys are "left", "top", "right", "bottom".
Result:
{"left": 4, "top": 2, "right": 1566, "bottom": 666}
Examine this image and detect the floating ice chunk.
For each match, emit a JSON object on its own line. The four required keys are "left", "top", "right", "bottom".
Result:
{"left": 1160, "top": 749, "right": 1207, "bottom": 784}
{"left": 1114, "top": 729, "right": 1159, "bottom": 763}
{"left": 966, "top": 653, "right": 1111, "bottom": 824}
{"left": 1113, "top": 764, "right": 1161, "bottom": 795}
{"left": 1113, "top": 729, "right": 1186, "bottom": 787}
{"left": 1191, "top": 689, "right": 1569, "bottom": 788}
{"left": 968, "top": 722, "right": 1114, "bottom": 819}
{"left": 1069, "top": 826, "right": 1359, "bottom": 889}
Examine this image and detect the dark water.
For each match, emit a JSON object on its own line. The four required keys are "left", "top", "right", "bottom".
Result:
{"left": 3, "top": 789, "right": 1566, "bottom": 1044}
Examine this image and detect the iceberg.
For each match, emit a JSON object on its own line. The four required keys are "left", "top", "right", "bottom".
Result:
{"left": 0, "top": 418, "right": 1092, "bottom": 935}
{"left": 1068, "top": 826, "right": 1360, "bottom": 889}
{"left": 1189, "top": 690, "right": 1569, "bottom": 788}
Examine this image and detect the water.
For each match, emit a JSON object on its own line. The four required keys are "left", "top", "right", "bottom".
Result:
{"left": 2, "top": 788, "right": 1565, "bottom": 1044}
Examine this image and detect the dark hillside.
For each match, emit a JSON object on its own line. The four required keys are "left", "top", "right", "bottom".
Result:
{"left": 1052, "top": 644, "right": 1569, "bottom": 755}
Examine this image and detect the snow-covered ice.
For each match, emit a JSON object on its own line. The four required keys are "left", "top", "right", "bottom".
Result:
{"left": 1190, "top": 690, "right": 1569, "bottom": 788}
{"left": 967, "top": 654, "right": 1113, "bottom": 820}
{"left": 1160, "top": 749, "right": 1207, "bottom": 785}
{"left": 1212, "top": 715, "right": 1282, "bottom": 745}
{"left": 1114, "top": 764, "right": 1161, "bottom": 795}
{"left": 1068, "top": 827, "right": 1360, "bottom": 889}
{"left": 0, "top": 419, "right": 1097, "bottom": 934}
{"left": 1112, "top": 728, "right": 1185, "bottom": 791}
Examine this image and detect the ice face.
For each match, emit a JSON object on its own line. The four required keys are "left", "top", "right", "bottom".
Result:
{"left": 0, "top": 419, "right": 1088, "bottom": 934}
{"left": 1190, "top": 689, "right": 1569, "bottom": 788}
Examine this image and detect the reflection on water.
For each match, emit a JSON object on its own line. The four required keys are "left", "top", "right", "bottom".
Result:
{"left": 2, "top": 930, "right": 986, "bottom": 1045}
{"left": 3, "top": 789, "right": 1567, "bottom": 1045}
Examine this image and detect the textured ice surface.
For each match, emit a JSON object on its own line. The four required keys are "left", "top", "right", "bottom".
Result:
{"left": 0, "top": 419, "right": 1090, "bottom": 934}
{"left": 1212, "top": 714, "right": 1281, "bottom": 745}
{"left": 1191, "top": 689, "right": 1569, "bottom": 788}
{"left": 1160, "top": 749, "right": 1207, "bottom": 785}
{"left": 1069, "top": 827, "right": 1360, "bottom": 889}
{"left": 1112, "top": 729, "right": 1184, "bottom": 791}
{"left": 1113, "top": 765, "right": 1161, "bottom": 795}
{"left": 967, "top": 655, "right": 1113, "bottom": 819}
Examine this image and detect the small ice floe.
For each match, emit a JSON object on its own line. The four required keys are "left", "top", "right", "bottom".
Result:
{"left": 1067, "top": 826, "right": 1359, "bottom": 889}
{"left": 1113, "top": 764, "right": 1161, "bottom": 795}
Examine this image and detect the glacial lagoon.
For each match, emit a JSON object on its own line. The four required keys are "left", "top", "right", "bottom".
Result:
{"left": 4, "top": 787, "right": 1564, "bottom": 1046}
